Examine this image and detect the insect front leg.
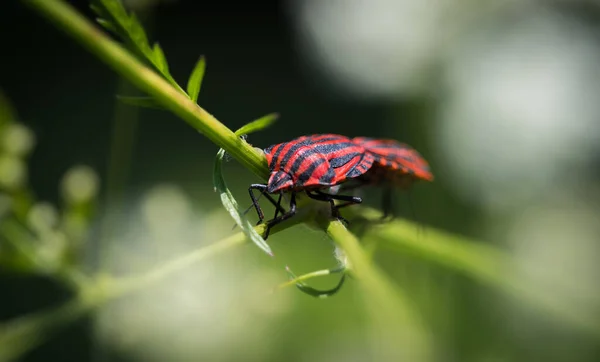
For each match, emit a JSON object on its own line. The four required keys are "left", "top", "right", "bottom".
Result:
{"left": 305, "top": 190, "right": 336, "bottom": 216}
{"left": 272, "top": 193, "right": 283, "bottom": 219}
{"left": 305, "top": 190, "right": 358, "bottom": 225}
{"left": 319, "top": 191, "right": 362, "bottom": 210}
{"left": 248, "top": 184, "right": 287, "bottom": 225}
{"left": 264, "top": 192, "right": 297, "bottom": 240}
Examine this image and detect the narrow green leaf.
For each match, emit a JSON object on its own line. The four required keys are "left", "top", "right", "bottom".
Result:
{"left": 284, "top": 265, "right": 347, "bottom": 298}
{"left": 128, "top": 13, "right": 150, "bottom": 48}
{"left": 212, "top": 115, "right": 278, "bottom": 256}
{"left": 213, "top": 148, "right": 273, "bottom": 256}
{"left": 116, "top": 95, "right": 164, "bottom": 109}
{"left": 234, "top": 113, "right": 279, "bottom": 137}
{"left": 186, "top": 56, "right": 206, "bottom": 103}
{"left": 91, "top": 0, "right": 181, "bottom": 90}
{"left": 152, "top": 43, "right": 169, "bottom": 73}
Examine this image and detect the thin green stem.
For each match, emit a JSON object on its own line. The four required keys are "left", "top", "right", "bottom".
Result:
{"left": 97, "top": 79, "right": 141, "bottom": 274}
{"left": 0, "top": 212, "right": 308, "bottom": 362}
{"left": 22, "top": 0, "right": 268, "bottom": 180}
{"left": 276, "top": 268, "right": 339, "bottom": 290}
{"left": 104, "top": 213, "right": 306, "bottom": 297}
{"left": 352, "top": 207, "right": 600, "bottom": 339}
{"left": 104, "top": 231, "right": 248, "bottom": 296}
{"left": 0, "top": 219, "right": 89, "bottom": 291}
{"left": 321, "top": 219, "right": 432, "bottom": 362}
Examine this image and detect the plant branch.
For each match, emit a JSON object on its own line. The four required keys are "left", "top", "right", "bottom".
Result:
{"left": 0, "top": 215, "right": 301, "bottom": 361}
{"left": 22, "top": 0, "right": 268, "bottom": 180}
{"left": 276, "top": 267, "right": 342, "bottom": 291}
{"left": 0, "top": 219, "right": 89, "bottom": 291}
{"left": 352, "top": 207, "right": 600, "bottom": 339}
{"left": 321, "top": 219, "right": 432, "bottom": 362}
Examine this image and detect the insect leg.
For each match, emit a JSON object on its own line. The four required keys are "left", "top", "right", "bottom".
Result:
{"left": 305, "top": 190, "right": 356, "bottom": 225}
{"left": 272, "top": 193, "right": 284, "bottom": 219}
{"left": 305, "top": 190, "right": 337, "bottom": 215}
{"left": 263, "top": 192, "right": 297, "bottom": 239}
{"left": 249, "top": 184, "right": 287, "bottom": 224}
{"left": 316, "top": 190, "right": 362, "bottom": 209}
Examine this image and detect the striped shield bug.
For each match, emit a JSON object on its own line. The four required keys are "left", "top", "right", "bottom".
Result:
{"left": 249, "top": 134, "right": 375, "bottom": 238}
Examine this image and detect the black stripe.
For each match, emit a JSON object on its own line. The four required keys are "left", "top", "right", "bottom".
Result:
{"left": 346, "top": 154, "right": 374, "bottom": 178}
{"left": 329, "top": 152, "right": 360, "bottom": 168}
{"left": 279, "top": 136, "right": 342, "bottom": 170}
{"left": 288, "top": 147, "right": 316, "bottom": 176}
{"left": 297, "top": 157, "right": 328, "bottom": 185}
{"left": 347, "top": 161, "right": 369, "bottom": 178}
{"left": 370, "top": 146, "right": 400, "bottom": 153}
{"left": 266, "top": 142, "right": 287, "bottom": 169}
{"left": 312, "top": 142, "right": 355, "bottom": 156}
{"left": 346, "top": 168, "right": 362, "bottom": 178}
{"left": 318, "top": 167, "right": 336, "bottom": 184}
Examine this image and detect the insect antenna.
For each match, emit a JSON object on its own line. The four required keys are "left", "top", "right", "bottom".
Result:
{"left": 231, "top": 202, "right": 262, "bottom": 231}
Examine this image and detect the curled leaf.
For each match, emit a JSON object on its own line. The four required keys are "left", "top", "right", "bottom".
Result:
{"left": 212, "top": 113, "right": 278, "bottom": 256}
{"left": 213, "top": 148, "right": 272, "bottom": 256}
{"left": 285, "top": 265, "right": 347, "bottom": 298}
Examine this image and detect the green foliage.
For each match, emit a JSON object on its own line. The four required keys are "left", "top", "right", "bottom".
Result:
{"left": 91, "top": 0, "right": 208, "bottom": 106}
{"left": 0, "top": 92, "right": 97, "bottom": 285}
{"left": 284, "top": 265, "right": 347, "bottom": 298}
{"left": 186, "top": 56, "right": 206, "bottom": 103}
{"left": 233, "top": 113, "right": 278, "bottom": 137}
{"left": 90, "top": 0, "right": 180, "bottom": 91}
{"left": 12, "top": 1, "right": 600, "bottom": 362}
{"left": 212, "top": 114, "right": 279, "bottom": 256}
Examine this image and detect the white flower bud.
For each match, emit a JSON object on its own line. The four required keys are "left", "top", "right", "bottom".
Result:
{"left": 0, "top": 155, "right": 26, "bottom": 190}
{"left": 61, "top": 165, "right": 99, "bottom": 204}
{"left": 3, "top": 123, "right": 35, "bottom": 157}
{"left": 27, "top": 202, "right": 59, "bottom": 232}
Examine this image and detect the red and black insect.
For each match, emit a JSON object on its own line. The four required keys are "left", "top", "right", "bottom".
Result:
{"left": 249, "top": 134, "right": 376, "bottom": 238}
{"left": 347, "top": 137, "right": 434, "bottom": 217}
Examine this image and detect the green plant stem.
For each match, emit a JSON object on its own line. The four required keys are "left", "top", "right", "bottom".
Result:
{"left": 322, "top": 219, "right": 432, "bottom": 362}
{"left": 23, "top": 0, "right": 268, "bottom": 180}
{"left": 103, "top": 229, "right": 251, "bottom": 297}
{"left": 276, "top": 268, "right": 337, "bottom": 290}
{"left": 0, "top": 214, "right": 305, "bottom": 362}
{"left": 0, "top": 219, "right": 88, "bottom": 291}
{"left": 353, "top": 207, "right": 600, "bottom": 339}
{"left": 97, "top": 80, "right": 141, "bottom": 273}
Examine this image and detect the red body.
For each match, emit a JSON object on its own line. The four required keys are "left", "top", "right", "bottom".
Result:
{"left": 351, "top": 137, "right": 433, "bottom": 187}
{"left": 263, "top": 134, "right": 375, "bottom": 193}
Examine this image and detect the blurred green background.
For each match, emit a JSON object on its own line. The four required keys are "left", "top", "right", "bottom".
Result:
{"left": 1, "top": 0, "right": 600, "bottom": 361}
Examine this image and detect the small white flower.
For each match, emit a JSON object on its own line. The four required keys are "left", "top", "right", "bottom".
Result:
{"left": 61, "top": 165, "right": 99, "bottom": 204}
